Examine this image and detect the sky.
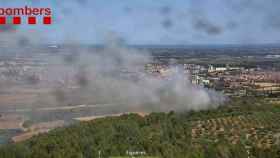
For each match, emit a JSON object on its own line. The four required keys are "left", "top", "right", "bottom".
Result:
{"left": 1, "top": 0, "right": 280, "bottom": 45}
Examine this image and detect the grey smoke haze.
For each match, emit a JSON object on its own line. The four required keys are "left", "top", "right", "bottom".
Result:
{"left": 1, "top": 0, "right": 278, "bottom": 115}
{"left": 34, "top": 34, "right": 225, "bottom": 113}
{"left": 1, "top": 0, "right": 277, "bottom": 115}
{"left": 0, "top": 30, "right": 225, "bottom": 114}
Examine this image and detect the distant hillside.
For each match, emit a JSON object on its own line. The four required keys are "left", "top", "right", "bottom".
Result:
{"left": 1, "top": 98, "right": 280, "bottom": 158}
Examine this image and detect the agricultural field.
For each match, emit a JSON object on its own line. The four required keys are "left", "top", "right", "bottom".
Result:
{"left": 191, "top": 113, "right": 280, "bottom": 149}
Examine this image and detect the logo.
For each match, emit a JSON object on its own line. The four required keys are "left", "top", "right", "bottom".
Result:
{"left": 0, "top": 6, "right": 52, "bottom": 25}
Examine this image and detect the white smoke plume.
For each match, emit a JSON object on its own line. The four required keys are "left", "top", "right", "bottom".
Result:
{"left": 0, "top": 30, "right": 225, "bottom": 117}
{"left": 41, "top": 34, "right": 225, "bottom": 113}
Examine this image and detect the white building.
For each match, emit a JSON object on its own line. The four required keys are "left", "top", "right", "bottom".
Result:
{"left": 208, "top": 65, "right": 227, "bottom": 72}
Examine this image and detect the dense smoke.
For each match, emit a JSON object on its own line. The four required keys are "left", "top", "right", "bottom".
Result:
{"left": 42, "top": 35, "right": 225, "bottom": 113}
{"left": 0, "top": 0, "right": 234, "bottom": 116}
{"left": 0, "top": 28, "right": 225, "bottom": 114}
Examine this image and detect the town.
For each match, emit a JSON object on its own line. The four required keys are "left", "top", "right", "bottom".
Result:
{"left": 145, "top": 62, "right": 280, "bottom": 97}
{"left": 0, "top": 45, "right": 280, "bottom": 147}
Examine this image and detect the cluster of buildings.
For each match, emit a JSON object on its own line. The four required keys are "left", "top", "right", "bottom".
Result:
{"left": 145, "top": 63, "right": 280, "bottom": 97}
{"left": 1, "top": 52, "right": 280, "bottom": 98}
{"left": 0, "top": 60, "right": 44, "bottom": 84}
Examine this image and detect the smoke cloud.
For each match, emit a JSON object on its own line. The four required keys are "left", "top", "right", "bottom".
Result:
{"left": 0, "top": 1, "right": 233, "bottom": 120}
{"left": 37, "top": 34, "right": 225, "bottom": 113}
{"left": 0, "top": 28, "right": 225, "bottom": 116}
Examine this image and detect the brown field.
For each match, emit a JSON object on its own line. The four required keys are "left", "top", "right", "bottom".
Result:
{"left": 12, "top": 120, "right": 65, "bottom": 143}
{"left": 12, "top": 129, "right": 49, "bottom": 143}
{"left": 0, "top": 94, "right": 38, "bottom": 106}
{"left": 0, "top": 115, "right": 24, "bottom": 130}
{"left": 74, "top": 112, "right": 148, "bottom": 121}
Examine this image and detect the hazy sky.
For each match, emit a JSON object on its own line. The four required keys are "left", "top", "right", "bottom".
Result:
{"left": 1, "top": 0, "right": 280, "bottom": 45}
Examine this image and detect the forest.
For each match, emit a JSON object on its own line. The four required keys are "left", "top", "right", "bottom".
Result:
{"left": 1, "top": 97, "right": 280, "bottom": 158}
